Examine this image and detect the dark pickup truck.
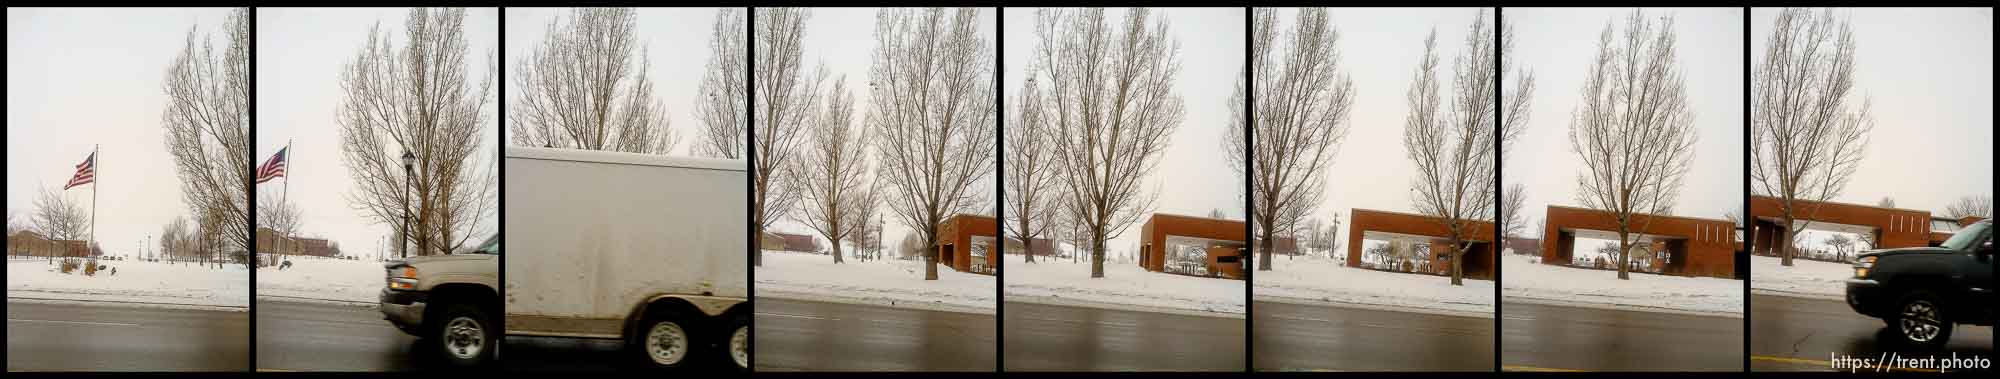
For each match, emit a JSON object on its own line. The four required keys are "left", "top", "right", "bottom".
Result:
{"left": 1846, "top": 219, "right": 1994, "bottom": 349}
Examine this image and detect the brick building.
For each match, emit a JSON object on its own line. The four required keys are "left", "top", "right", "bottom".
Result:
{"left": 255, "top": 227, "right": 334, "bottom": 257}
{"left": 1137, "top": 213, "right": 1247, "bottom": 280}
{"left": 936, "top": 214, "right": 998, "bottom": 275}
{"left": 1345, "top": 209, "right": 1495, "bottom": 280}
{"left": 1542, "top": 205, "right": 1737, "bottom": 278}
{"left": 1748, "top": 195, "right": 1934, "bottom": 254}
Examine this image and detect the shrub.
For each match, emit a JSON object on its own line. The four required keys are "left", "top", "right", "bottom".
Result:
{"left": 84, "top": 258, "right": 99, "bottom": 276}
{"left": 59, "top": 258, "right": 80, "bottom": 274}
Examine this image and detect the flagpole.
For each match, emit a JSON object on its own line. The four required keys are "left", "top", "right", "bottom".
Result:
{"left": 90, "top": 144, "right": 99, "bottom": 257}
{"left": 282, "top": 140, "right": 291, "bottom": 255}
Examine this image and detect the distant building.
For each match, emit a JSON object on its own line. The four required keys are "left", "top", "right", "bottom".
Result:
{"left": 759, "top": 232, "right": 821, "bottom": 253}
{"left": 256, "top": 227, "right": 335, "bottom": 257}
{"left": 7, "top": 231, "right": 92, "bottom": 258}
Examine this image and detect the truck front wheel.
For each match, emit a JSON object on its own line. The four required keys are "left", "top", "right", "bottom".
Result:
{"left": 632, "top": 308, "right": 698, "bottom": 370}
{"left": 433, "top": 302, "right": 495, "bottom": 366}
{"left": 1888, "top": 291, "right": 1952, "bottom": 350}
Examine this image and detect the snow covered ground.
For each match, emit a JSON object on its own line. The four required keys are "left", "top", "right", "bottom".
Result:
{"left": 7, "top": 258, "right": 248, "bottom": 309}
{"left": 1749, "top": 255, "right": 1850, "bottom": 300}
{"left": 256, "top": 256, "right": 385, "bottom": 304}
{"left": 755, "top": 250, "right": 995, "bottom": 314}
{"left": 1005, "top": 256, "right": 1244, "bottom": 316}
{"left": 1501, "top": 254, "right": 1743, "bottom": 316}
{"left": 1254, "top": 255, "right": 1492, "bottom": 317}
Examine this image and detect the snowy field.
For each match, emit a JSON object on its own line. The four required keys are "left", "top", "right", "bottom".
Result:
{"left": 256, "top": 256, "right": 385, "bottom": 304}
{"left": 1254, "top": 255, "right": 1492, "bottom": 317}
{"left": 1005, "top": 256, "right": 1244, "bottom": 316}
{"left": 1749, "top": 255, "right": 1851, "bottom": 300}
{"left": 1501, "top": 254, "right": 1743, "bottom": 316}
{"left": 755, "top": 250, "right": 996, "bottom": 314}
{"left": 7, "top": 258, "right": 248, "bottom": 309}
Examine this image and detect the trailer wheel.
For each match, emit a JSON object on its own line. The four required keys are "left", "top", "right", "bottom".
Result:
{"left": 631, "top": 308, "right": 699, "bottom": 370}
{"left": 718, "top": 311, "right": 750, "bottom": 371}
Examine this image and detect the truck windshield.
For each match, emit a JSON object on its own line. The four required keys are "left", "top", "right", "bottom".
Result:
{"left": 469, "top": 235, "right": 500, "bottom": 256}
{"left": 1940, "top": 222, "right": 1990, "bottom": 252}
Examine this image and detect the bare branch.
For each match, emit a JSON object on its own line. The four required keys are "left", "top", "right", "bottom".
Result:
{"left": 1238, "top": 8, "right": 1355, "bottom": 272}
{"left": 1033, "top": 8, "right": 1182, "bottom": 278}
{"left": 510, "top": 8, "right": 677, "bottom": 154}
{"left": 694, "top": 8, "right": 749, "bottom": 159}
{"left": 1567, "top": 10, "right": 1699, "bottom": 280}
{"left": 336, "top": 8, "right": 498, "bottom": 256}
{"left": 1751, "top": 8, "right": 1872, "bottom": 266}
{"left": 870, "top": 8, "right": 996, "bottom": 279}
{"left": 161, "top": 7, "right": 251, "bottom": 256}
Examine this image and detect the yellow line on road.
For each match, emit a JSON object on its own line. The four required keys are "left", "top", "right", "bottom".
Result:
{"left": 1502, "top": 365, "right": 1585, "bottom": 372}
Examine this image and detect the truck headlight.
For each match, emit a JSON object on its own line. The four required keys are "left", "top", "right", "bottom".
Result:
{"left": 1853, "top": 256, "right": 1875, "bottom": 278}
{"left": 388, "top": 266, "right": 419, "bottom": 290}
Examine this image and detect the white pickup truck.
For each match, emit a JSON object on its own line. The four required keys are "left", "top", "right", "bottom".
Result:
{"left": 502, "top": 146, "right": 750, "bottom": 370}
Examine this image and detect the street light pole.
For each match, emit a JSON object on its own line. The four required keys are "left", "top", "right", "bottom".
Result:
{"left": 401, "top": 150, "right": 415, "bottom": 259}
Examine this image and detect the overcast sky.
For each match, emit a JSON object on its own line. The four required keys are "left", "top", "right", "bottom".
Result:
{"left": 8, "top": 8, "right": 237, "bottom": 256}
{"left": 1001, "top": 8, "right": 1246, "bottom": 257}
{"left": 258, "top": 8, "right": 498, "bottom": 259}
{"left": 1506, "top": 8, "right": 1747, "bottom": 241}
{"left": 1292, "top": 8, "right": 1494, "bottom": 248}
{"left": 1751, "top": 8, "right": 1992, "bottom": 216}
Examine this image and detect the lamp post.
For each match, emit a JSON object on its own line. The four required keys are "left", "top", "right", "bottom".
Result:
{"left": 401, "top": 150, "right": 415, "bottom": 258}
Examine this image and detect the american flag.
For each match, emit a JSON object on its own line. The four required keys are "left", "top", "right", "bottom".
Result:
{"left": 64, "top": 151, "right": 96, "bottom": 190}
{"left": 256, "top": 146, "right": 288, "bottom": 184}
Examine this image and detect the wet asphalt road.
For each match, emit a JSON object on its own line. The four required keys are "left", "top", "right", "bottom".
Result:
{"left": 1750, "top": 294, "right": 1993, "bottom": 372}
{"left": 1500, "top": 301, "right": 1743, "bottom": 371}
{"left": 754, "top": 297, "right": 995, "bottom": 371}
{"left": 254, "top": 299, "right": 431, "bottom": 372}
{"left": 1004, "top": 301, "right": 1245, "bottom": 372}
{"left": 6, "top": 300, "right": 249, "bottom": 371}
{"left": 1253, "top": 301, "right": 1493, "bottom": 371}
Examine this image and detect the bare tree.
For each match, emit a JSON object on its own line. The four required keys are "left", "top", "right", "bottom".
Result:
{"left": 871, "top": 8, "right": 996, "bottom": 280}
{"left": 1876, "top": 196, "right": 1896, "bottom": 208}
{"left": 162, "top": 7, "right": 251, "bottom": 256}
{"left": 750, "top": 8, "right": 825, "bottom": 267}
{"left": 7, "top": 208, "right": 23, "bottom": 237}
{"left": 1404, "top": 10, "right": 1525, "bottom": 286}
{"left": 511, "top": 8, "right": 677, "bottom": 154}
{"left": 1234, "top": 8, "right": 1356, "bottom": 272}
{"left": 1824, "top": 232, "right": 1853, "bottom": 261}
{"left": 160, "top": 216, "right": 190, "bottom": 261}
{"left": 1034, "top": 8, "right": 1181, "bottom": 278}
{"left": 337, "top": 8, "right": 498, "bottom": 257}
{"left": 33, "top": 187, "right": 89, "bottom": 241}
{"left": 694, "top": 8, "right": 749, "bottom": 159}
{"left": 1752, "top": 8, "right": 1873, "bottom": 267}
{"left": 787, "top": 77, "right": 869, "bottom": 264}
{"left": 1006, "top": 71, "right": 1058, "bottom": 264}
{"left": 256, "top": 191, "right": 304, "bottom": 253}
{"left": 1500, "top": 184, "right": 1527, "bottom": 239}
{"left": 1944, "top": 195, "right": 1992, "bottom": 220}
{"left": 1567, "top": 10, "right": 1699, "bottom": 280}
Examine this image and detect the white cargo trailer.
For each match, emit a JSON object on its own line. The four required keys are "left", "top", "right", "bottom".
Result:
{"left": 503, "top": 146, "right": 749, "bottom": 370}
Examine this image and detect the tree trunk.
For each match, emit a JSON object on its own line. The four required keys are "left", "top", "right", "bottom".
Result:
{"left": 1777, "top": 217, "right": 1794, "bottom": 266}
{"left": 1616, "top": 232, "right": 1631, "bottom": 280}
{"left": 832, "top": 241, "right": 844, "bottom": 264}
{"left": 923, "top": 229, "right": 939, "bottom": 280}
{"left": 1025, "top": 235, "right": 1036, "bottom": 263}
{"left": 1257, "top": 230, "right": 1274, "bottom": 271}
{"left": 1089, "top": 229, "right": 1105, "bottom": 278}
